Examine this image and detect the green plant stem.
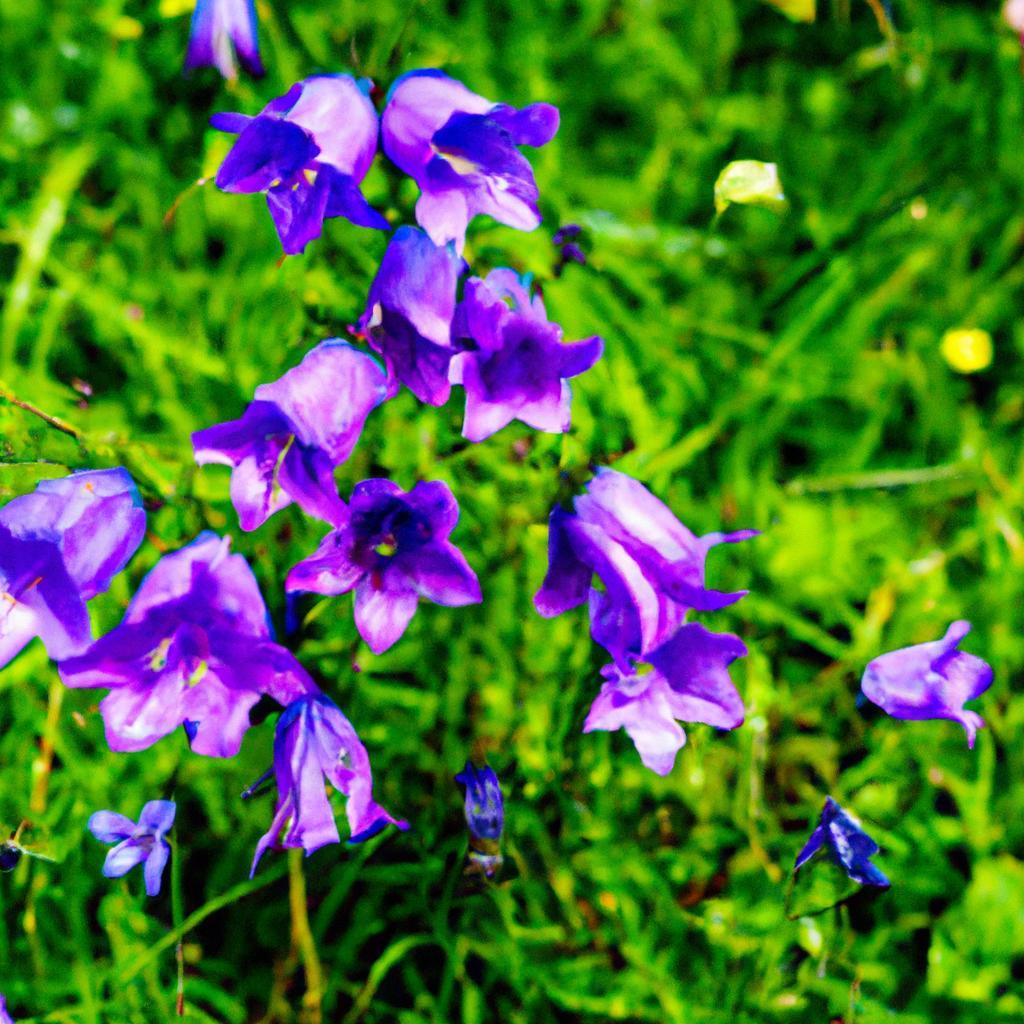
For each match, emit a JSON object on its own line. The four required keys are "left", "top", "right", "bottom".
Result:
{"left": 288, "top": 848, "right": 324, "bottom": 1024}
{"left": 0, "top": 379, "right": 82, "bottom": 440}
{"left": 171, "top": 838, "right": 186, "bottom": 1016}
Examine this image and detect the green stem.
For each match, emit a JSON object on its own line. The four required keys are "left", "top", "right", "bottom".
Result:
{"left": 171, "top": 838, "right": 186, "bottom": 1016}
{"left": 288, "top": 848, "right": 324, "bottom": 1024}
{"left": 0, "top": 379, "right": 82, "bottom": 440}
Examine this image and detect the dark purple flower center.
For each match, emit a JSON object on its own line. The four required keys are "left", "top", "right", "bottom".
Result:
{"left": 352, "top": 497, "right": 433, "bottom": 561}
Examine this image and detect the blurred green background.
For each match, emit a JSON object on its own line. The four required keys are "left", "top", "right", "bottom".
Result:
{"left": 2, "top": 0, "right": 1024, "bottom": 1020}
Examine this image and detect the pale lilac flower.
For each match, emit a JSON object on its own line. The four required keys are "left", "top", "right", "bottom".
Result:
{"left": 535, "top": 469, "right": 756, "bottom": 664}
{"left": 248, "top": 693, "right": 407, "bottom": 875}
{"left": 287, "top": 479, "right": 481, "bottom": 654}
{"left": 212, "top": 75, "right": 388, "bottom": 254}
{"left": 60, "top": 533, "right": 316, "bottom": 757}
{"left": 861, "top": 621, "right": 993, "bottom": 748}
{"left": 185, "top": 0, "right": 263, "bottom": 80}
{"left": 450, "top": 268, "right": 602, "bottom": 441}
{"left": 381, "top": 69, "right": 559, "bottom": 251}
{"left": 584, "top": 624, "right": 746, "bottom": 775}
{"left": 193, "top": 340, "right": 388, "bottom": 531}
{"left": 88, "top": 800, "right": 176, "bottom": 897}
{"left": 0, "top": 469, "right": 145, "bottom": 669}
{"left": 795, "top": 796, "right": 890, "bottom": 888}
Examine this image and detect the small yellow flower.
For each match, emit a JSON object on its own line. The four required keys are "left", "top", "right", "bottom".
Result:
{"left": 940, "top": 328, "right": 993, "bottom": 374}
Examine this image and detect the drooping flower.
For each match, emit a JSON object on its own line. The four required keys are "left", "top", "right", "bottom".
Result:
{"left": 286, "top": 479, "right": 481, "bottom": 654}
{"left": 211, "top": 75, "right": 388, "bottom": 254}
{"left": 454, "top": 761, "right": 504, "bottom": 878}
{"left": 193, "top": 340, "right": 388, "bottom": 531}
{"left": 185, "top": 0, "right": 263, "bottom": 81}
{"left": 0, "top": 469, "right": 145, "bottom": 669}
{"left": 583, "top": 623, "right": 746, "bottom": 775}
{"left": 794, "top": 796, "right": 890, "bottom": 888}
{"left": 248, "top": 693, "right": 407, "bottom": 875}
{"left": 60, "top": 533, "right": 316, "bottom": 757}
{"left": 449, "top": 269, "right": 602, "bottom": 441}
{"left": 88, "top": 800, "right": 176, "bottom": 897}
{"left": 354, "top": 227, "right": 463, "bottom": 406}
{"left": 381, "top": 69, "right": 559, "bottom": 251}
{"left": 861, "top": 621, "right": 993, "bottom": 748}
{"left": 534, "top": 469, "right": 756, "bottom": 664}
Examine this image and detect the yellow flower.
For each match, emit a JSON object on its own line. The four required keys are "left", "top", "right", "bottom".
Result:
{"left": 940, "top": 328, "right": 993, "bottom": 374}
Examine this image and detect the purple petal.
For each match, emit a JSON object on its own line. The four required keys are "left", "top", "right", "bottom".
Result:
{"left": 399, "top": 542, "right": 481, "bottom": 606}
{"left": 559, "top": 335, "right": 603, "bottom": 379}
{"left": 286, "top": 528, "right": 366, "bottom": 596}
{"left": 277, "top": 442, "right": 347, "bottom": 528}
{"left": 266, "top": 173, "right": 331, "bottom": 255}
{"left": 534, "top": 506, "right": 593, "bottom": 618}
{"left": 186, "top": 0, "right": 264, "bottom": 79}
{"left": 215, "top": 116, "right": 319, "bottom": 194}
{"left": 414, "top": 188, "right": 472, "bottom": 252}
{"left": 102, "top": 839, "right": 148, "bottom": 879}
{"left": 321, "top": 166, "right": 389, "bottom": 230}
{"left": 404, "top": 479, "right": 460, "bottom": 538}
{"left": 137, "top": 800, "right": 177, "bottom": 836}
{"left": 793, "top": 824, "right": 826, "bottom": 870}
{"left": 143, "top": 840, "right": 171, "bottom": 897}
{"left": 353, "top": 573, "right": 419, "bottom": 654}
{"left": 96, "top": 673, "right": 188, "bottom": 753}
{"left": 180, "top": 665, "right": 262, "bottom": 758}
{"left": 210, "top": 111, "right": 252, "bottom": 133}
{"left": 87, "top": 810, "right": 136, "bottom": 843}
{"left": 487, "top": 102, "right": 560, "bottom": 147}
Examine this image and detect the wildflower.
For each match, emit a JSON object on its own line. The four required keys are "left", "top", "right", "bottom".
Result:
{"left": 795, "top": 796, "right": 890, "bottom": 888}
{"left": 193, "top": 340, "right": 388, "bottom": 531}
{"left": 88, "top": 800, "right": 176, "bottom": 897}
{"left": 60, "top": 533, "right": 316, "bottom": 757}
{"left": 861, "top": 621, "right": 993, "bottom": 748}
{"left": 455, "top": 761, "right": 503, "bottom": 878}
{"left": 449, "top": 269, "right": 602, "bottom": 441}
{"left": 534, "top": 469, "right": 756, "bottom": 664}
{"left": 0, "top": 993, "right": 13, "bottom": 1024}
{"left": 939, "top": 328, "right": 993, "bottom": 374}
{"left": 354, "top": 227, "right": 463, "bottom": 406}
{"left": 0, "top": 469, "right": 145, "bottom": 669}
{"left": 381, "top": 69, "right": 559, "bottom": 251}
{"left": 211, "top": 75, "right": 388, "bottom": 254}
{"left": 286, "top": 479, "right": 481, "bottom": 654}
{"left": 248, "top": 693, "right": 407, "bottom": 875}
{"left": 185, "top": 0, "right": 263, "bottom": 81}
{"left": 583, "top": 624, "right": 746, "bottom": 775}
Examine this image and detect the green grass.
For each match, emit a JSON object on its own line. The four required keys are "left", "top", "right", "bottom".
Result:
{"left": 3, "top": 0, "right": 1024, "bottom": 1020}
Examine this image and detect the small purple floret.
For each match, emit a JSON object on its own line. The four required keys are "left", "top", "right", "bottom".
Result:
{"left": 450, "top": 269, "right": 602, "bottom": 441}
{"left": 381, "top": 69, "right": 559, "bottom": 251}
{"left": 185, "top": 0, "right": 263, "bottom": 80}
{"left": 212, "top": 75, "right": 388, "bottom": 254}
{"left": 861, "top": 620, "right": 993, "bottom": 748}
{"left": 249, "top": 693, "right": 408, "bottom": 876}
{"left": 794, "top": 796, "right": 890, "bottom": 888}
{"left": 286, "top": 479, "right": 481, "bottom": 654}
{"left": 60, "top": 532, "right": 317, "bottom": 757}
{"left": 355, "top": 227, "right": 463, "bottom": 406}
{"left": 0, "top": 468, "right": 145, "bottom": 669}
{"left": 584, "top": 623, "right": 747, "bottom": 776}
{"left": 88, "top": 799, "right": 176, "bottom": 897}
{"left": 534, "top": 469, "right": 756, "bottom": 663}
{"left": 454, "top": 761, "right": 503, "bottom": 841}
{"left": 193, "top": 339, "right": 388, "bottom": 531}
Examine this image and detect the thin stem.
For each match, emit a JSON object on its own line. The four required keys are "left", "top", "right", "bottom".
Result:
{"left": 288, "top": 848, "right": 324, "bottom": 1024}
{"left": 29, "top": 679, "right": 64, "bottom": 815}
{"left": 171, "top": 837, "right": 186, "bottom": 1016}
{"left": 0, "top": 379, "right": 82, "bottom": 440}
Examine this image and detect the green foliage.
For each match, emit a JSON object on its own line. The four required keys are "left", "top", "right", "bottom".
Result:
{"left": 2, "top": 0, "right": 1024, "bottom": 1021}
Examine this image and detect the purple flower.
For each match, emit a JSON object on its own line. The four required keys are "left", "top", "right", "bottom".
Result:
{"left": 286, "top": 479, "right": 481, "bottom": 654}
{"left": 249, "top": 693, "right": 407, "bottom": 875}
{"left": 88, "top": 800, "right": 176, "bottom": 897}
{"left": 861, "top": 620, "right": 993, "bottom": 748}
{"left": 584, "top": 624, "right": 746, "bottom": 775}
{"left": 534, "top": 469, "right": 756, "bottom": 664}
{"left": 0, "top": 994, "right": 13, "bottom": 1024}
{"left": 212, "top": 75, "right": 388, "bottom": 254}
{"left": 454, "top": 761, "right": 503, "bottom": 841}
{"left": 193, "top": 340, "right": 388, "bottom": 531}
{"left": 60, "top": 533, "right": 316, "bottom": 757}
{"left": 0, "top": 469, "right": 145, "bottom": 669}
{"left": 795, "top": 796, "right": 890, "bottom": 888}
{"left": 185, "top": 0, "right": 263, "bottom": 80}
{"left": 381, "top": 69, "right": 559, "bottom": 251}
{"left": 449, "top": 269, "right": 602, "bottom": 441}
{"left": 355, "top": 227, "right": 463, "bottom": 406}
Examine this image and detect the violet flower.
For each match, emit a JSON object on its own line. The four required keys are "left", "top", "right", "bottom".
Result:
{"left": 0, "top": 994, "right": 13, "bottom": 1024}
{"left": 455, "top": 761, "right": 503, "bottom": 841}
{"left": 534, "top": 469, "right": 756, "bottom": 664}
{"left": 0, "top": 469, "right": 145, "bottom": 669}
{"left": 381, "top": 69, "right": 559, "bottom": 251}
{"left": 861, "top": 620, "right": 993, "bottom": 748}
{"left": 185, "top": 0, "right": 263, "bottom": 81}
{"left": 193, "top": 340, "right": 388, "bottom": 531}
{"left": 584, "top": 623, "right": 747, "bottom": 775}
{"left": 60, "top": 533, "right": 316, "bottom": 757}
{"left": 212, "top": 75, "right": 388, "bottom": 254}
{"left": 248, "top": 693, "right": 407, "bottom": 875}
{"left": 287, "top": 479, "right": 481, "bottom": 654}
{"left": 449, "top": 269, "right": 602, "bottom": 441}
{"left": 795, "top": 796, "right": 890, "bottom": 888}
{"left": 354, "top": 227, "right": 463, "bottom": 406}
{"left": 88, "top": 800, "right": 176, "bottom": 897}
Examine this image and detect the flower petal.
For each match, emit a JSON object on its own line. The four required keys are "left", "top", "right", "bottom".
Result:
{"left": 103, "top": 839, "right": 147, "bottom": 879}
{"left": 87, "top": 811, "right": 136, "bottom": 843}
{"left": 143, "top": 840, "right": 171, "bottom": 897}
{"left": 353, "top": 574, "right": 419, "bottom": 654}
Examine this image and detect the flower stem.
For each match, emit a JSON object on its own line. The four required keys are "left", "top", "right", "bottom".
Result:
{"left": 0, "top": 379, "right": 82, "bottom": 440}
{"left": 288, "top": 848, "right": 323, "bottom": 1023}
{"left": 170, "top": 838, "right": 186, "bottom": 1016}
